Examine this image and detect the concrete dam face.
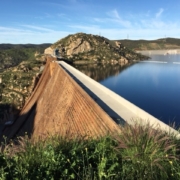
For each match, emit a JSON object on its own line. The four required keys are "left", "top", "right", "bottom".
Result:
{"left": 1, "top": 56, "right": 179, "bottom": 141}
{"left": 0, "top": 56, "right": 120, "bottom": 141}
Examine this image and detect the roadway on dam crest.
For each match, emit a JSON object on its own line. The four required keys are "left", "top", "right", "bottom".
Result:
{"left": 58, "top": 61, "right": 180, "bottom": 138}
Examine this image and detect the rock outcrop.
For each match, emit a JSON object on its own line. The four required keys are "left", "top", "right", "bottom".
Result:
{"left": 66, "top": 38, "right": 91, "bottom": 56}
{"left": 44, "top": 33, "right": 148, "bottom": 63}
{"left": 44, "top": 47, "right": 53, "bottom": 55}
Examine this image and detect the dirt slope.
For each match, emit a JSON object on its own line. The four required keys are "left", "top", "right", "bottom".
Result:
{"left": 0, "top": 56, "right": 120, "bottom": 141}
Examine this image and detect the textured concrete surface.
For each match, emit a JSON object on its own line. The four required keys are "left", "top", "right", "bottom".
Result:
{"left": 0, "top": 56, "right": 120, "bottom": 141}
{"left": 59, "top": 61, "right": 180, "bottom": 138}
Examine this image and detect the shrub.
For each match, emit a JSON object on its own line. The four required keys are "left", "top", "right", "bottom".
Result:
{"left": 116, "top": 122, "right": 180, "bottom": 180}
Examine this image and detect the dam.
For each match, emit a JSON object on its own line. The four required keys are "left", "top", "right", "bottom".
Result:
{"left": 0, "top": 56, "right": 179, "bottom": 141}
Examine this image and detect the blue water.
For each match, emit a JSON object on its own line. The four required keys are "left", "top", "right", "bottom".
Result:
{"left": 99, "top": 54, "right": 180, "bottom": 126}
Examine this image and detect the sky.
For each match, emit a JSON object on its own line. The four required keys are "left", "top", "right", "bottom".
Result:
{"left": 0, "top": 0, "right": 180, "bottom": 44}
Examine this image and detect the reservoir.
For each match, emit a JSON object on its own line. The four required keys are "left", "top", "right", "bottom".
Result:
{"left": 74, "top": 54, "right": 180, "bottom": 127}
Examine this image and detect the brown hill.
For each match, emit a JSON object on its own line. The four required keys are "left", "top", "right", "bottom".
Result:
{"left": 44, "top": 33, "right": 148, "bottom": 64}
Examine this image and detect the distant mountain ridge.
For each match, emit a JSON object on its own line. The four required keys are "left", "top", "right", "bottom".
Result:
{"left": 0, "top": 43, "right": 52, "bottom": 50}
{"left": 117, "top": 38, "right": 180, "bottom": 51}
{"left": 0, "top": 43, "right": 51, "bottom": 70}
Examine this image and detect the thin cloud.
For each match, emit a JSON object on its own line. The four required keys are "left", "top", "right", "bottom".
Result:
{"left": 0, "top": 26, "right": 33, "bottom": 34}
{"left": 0, "top": 25, "right": 72, "bottom": 43}
{"left": 107, "top": 9, "right": 131, "bottom": 28}
{"left": 57, "top": 13, "right": 66, "bottom": 17}
{"left": 21, "top": 25, "right": 54, "bottom": 32}
{"left": 68, "top": 0, "right": 77, "bottom": 3}
{"left": 57, "top": 13, "right": 71, "bottom": 21}
{"left": 68, "top": 24, "right": 100, "bottom": 31}
{"left": 45, "top": 13, "right": 53, "bottom": 18}
{"left": 145, "top": 10, "right": 151, "bottom": 17}
{"left": 72, "top": 8, "right": 180, "bottom": 39}
{"left": 111, "top": 9, "right": 120, "bottom": 19}
{"left": 156, "top": 8, "right": 164, "bottom": 18}
{"left": 93, "top": 18, "right": 105, "bottom": 23}
{"left": 41, "top": 2, "right": 69, "bottom": 10}
{"left": 1, "top": 5, "right": 180, "bottom": 44}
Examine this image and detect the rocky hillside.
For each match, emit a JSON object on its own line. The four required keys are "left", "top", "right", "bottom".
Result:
{"left": 0, "top": 34, "right": 150, "bottom": 122}
{"left": 44, "top": 33, "right": 148, "bottom": 64}
{"left": 118, "top": 38, "right": 180, "bottom": 51}
{"left": 0, "top": 44, "right": 52, "bottom": 121}
{"left": 0, "top": 59, "right": 45, "bottom": 122}
{"left": 0, "top": 44, "right": 50, "bottom": 123}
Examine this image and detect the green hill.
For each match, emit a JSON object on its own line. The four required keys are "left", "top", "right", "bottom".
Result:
{"left": 0, "top": 43, "right": 51, "bottom": 70}
{"left": 116, "top": 38, "right": 180, "bottom": 51}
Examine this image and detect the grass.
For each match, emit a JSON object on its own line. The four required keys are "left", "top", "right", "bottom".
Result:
{"left": 0, "top": 122, "right": 180, "bottom": 180}
{"left": 117, "top": 123, "right": 180, "bottom": 180}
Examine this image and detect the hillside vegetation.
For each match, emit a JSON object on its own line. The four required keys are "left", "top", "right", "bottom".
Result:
{"left": 45, "top": 33, "right": 148, "bottom": 63}
{"left": 117, "top": 38, "right": 180, "bottom": 51}
{"left": 0, "top": 44, "right": 50, "bottom": 121}
{"left": 0, "top": 60, "right": 46, "bottom": 121}
{"left": 0, "top": 44, "right": 51, "bottom": 70}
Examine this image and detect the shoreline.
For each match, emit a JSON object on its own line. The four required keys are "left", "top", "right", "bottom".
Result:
{"left": 136, "top": 49, "right": 180, "bottom": 55}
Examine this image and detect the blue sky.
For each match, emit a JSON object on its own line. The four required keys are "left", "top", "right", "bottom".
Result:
{"left": 0, "top": 0, "right": 180, "bottom": 44}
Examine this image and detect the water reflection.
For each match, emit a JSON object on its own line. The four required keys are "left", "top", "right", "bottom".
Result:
{"left": 73, "top": 62, "right": 133, "bottom": 82}
{"left": 74, "top": 55, "right": 180, "bottom": 127}
{"left": 99, "top": 54, "right": 180, "bottom": 126}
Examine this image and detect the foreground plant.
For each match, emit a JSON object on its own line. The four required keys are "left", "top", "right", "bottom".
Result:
{"left": 0, "top": 135, "right": 121, "bottom": 179}
{"left": 117, "top": 121, "right": 180, "bottom": 180}
{"left": 0, "top": 122, "right": 180, "bottom": 179}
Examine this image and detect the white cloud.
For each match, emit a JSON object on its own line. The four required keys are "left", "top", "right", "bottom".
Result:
{"left": 107, "top": 9, "right": 131, "bottom": 28}
{"left": 0, "top": 25, "right": 72, "bottom": 44}
{"left": 0, "top": 22, "right": 180, "bottom": 44}
{"left": 93, "top": 18, "right": 105, "bottom": 23}
{"left": 110, "top": 9, "right": 120, "bottom": 19}
{"left": 1, "top": 6, "right": 180, "bottom": 44}
{"left": 21, "top": 25, "right": 54, "bottom": 32}
{"left": 156, "top": 8, "right": 164, "bottom": 18}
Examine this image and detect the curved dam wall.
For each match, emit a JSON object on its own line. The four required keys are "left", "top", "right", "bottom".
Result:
{"left": 0, "top": 56, "right": 120, "bottom": 141}
{"left": 59, "top": 61, "right": 180, "bottom": 138}
{"left": 0, "top": 56, "right": 179, "bottom": 141}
